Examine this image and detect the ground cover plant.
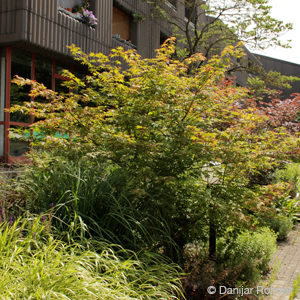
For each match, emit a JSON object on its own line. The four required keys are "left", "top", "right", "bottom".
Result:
{"left": 9, "top": 38, "right": 300, "bottom": 298}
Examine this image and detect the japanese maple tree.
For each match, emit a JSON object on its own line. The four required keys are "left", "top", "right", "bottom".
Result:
{"left": 11, "top": 38, "right": 299, "bottom": 260}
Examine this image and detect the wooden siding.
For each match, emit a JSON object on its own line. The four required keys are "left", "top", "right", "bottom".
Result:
{"left": 113, "top": 6, "right": 131, "bottom": 41}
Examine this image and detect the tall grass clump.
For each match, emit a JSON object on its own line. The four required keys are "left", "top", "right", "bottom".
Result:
{"left": 0, "top": 168, "right": 25, "bottom": 222}
{"left": 18, "top": 154, "right": 177, "bottom": 255}
{"left": 0, "top": 215, "right": 184, "bottom": 299}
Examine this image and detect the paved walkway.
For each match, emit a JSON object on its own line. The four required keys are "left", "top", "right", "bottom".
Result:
{"left": 265, "top": 224, "right": 300, "bottom": 300}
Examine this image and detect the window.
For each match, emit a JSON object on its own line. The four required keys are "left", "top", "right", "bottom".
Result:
{"left": 112, "top": 6, "right": 131, "bottom": 41}
{"left": 10, "top": 50, "right": 32, "bottom": 123}
{"left": 9, "top": 125, "right": 30, "bottom": 157}
{"left": 53, "top": 61, "right": 72, "bottom": 93}
{"left": 2, "top": 46, "right": 79, "bottom": 162}
{"left": 55, "top": 78, "right": 70, "bottom": 94}
{"left": 35, "top": 55, "right": 52, "bottom": 89}
{"left": 0, "top": 45, "right": 88, "bottom": 162}
{"left": 9, "top": 49, "right": 33, "bottom": 157}
{"left": 0, "top": 53, "right": 5, "bottom": 158}
{"left": 0, "top": 126, "right": 3, "bottom": 158}
{"left": 58, "top": 0, "right": 81, "bottom": 11}
{"left": 160, "top": 32, "right": 169, "bottom": 45}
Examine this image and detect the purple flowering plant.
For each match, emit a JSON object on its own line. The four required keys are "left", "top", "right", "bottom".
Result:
{"left": 81, "top": 9, "right": 98, "bottom": 27}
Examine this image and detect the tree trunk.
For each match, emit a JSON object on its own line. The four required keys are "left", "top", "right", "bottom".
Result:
{"left": 209, "top": 217, "right": 216, "bottom": 260}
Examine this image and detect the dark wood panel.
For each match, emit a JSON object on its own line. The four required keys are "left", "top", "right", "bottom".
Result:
{"left": 113, "top": 6, "right": 131, "bottom": 41}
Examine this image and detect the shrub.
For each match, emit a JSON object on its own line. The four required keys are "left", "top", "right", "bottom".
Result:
{"left": 289, "top": 275, "right": 300, "bottom": 300}
{"left": 182, "top": 228, "right": 276, "bottom": 298}
{"left": 256, "top": 182, "right": 298, "bottom": 217}
{"left": 254, "top": 182, "right": 298, "bottom": 232}
{"left": 262, "top": 214, "right": 293, "bottom": 241}
{"left": 0, "top": 168, "right": 25, "bottom": 222}
{"left": 224, "top": 227, "right": 277, "bottom": 283}
{"left": 275, "top": 163, "right": 300, "bottom": 196}
{"left": 182, "top": 240, "right": 244, "bottom": 298}
{"left": 11, "top": 39, "right": 300, "bottom": 264}
{"left": 0, "top": 216, "right": 184, "bottom": 299}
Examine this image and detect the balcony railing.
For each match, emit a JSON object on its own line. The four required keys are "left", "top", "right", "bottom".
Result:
{"left": 112, "top": 35, "right": 137, "bottom": 50}
{"left": 0, "top": 0, "right": 104, "bottom": 56}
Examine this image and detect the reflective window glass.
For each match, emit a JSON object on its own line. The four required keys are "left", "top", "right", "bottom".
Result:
{"left": 9, "top": 125, "right": 30, "bottom": 157}
{"left": 55, "top": 63, "right": 70, "bottom": 76}
{"left": 0, "top": 126, "right": 3, "bottom": 157}
{"left": 0, "top": 56, "right": 5, "bottom": 123}
{"left": 10, "top": 49, "right": 32, "bottom": 123}
{"left": 0, "top": 54, "right": 4, "bottom": 157}
{"left": 55, "top": 78, "right": 69, "bottom": 94}
{"left": 35, "top": 55, "right": 52, "bottom": 89}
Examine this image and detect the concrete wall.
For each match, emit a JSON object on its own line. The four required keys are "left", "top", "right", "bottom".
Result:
{"left": 0, "top": 0, "right": 110, "bottom": 56}
{"left": 0, "top": 0, "right": 186, "bottom": 59}
{"left": 255, "top": 54, "right": 300, "bottom": 96}
{"left": 0, "top": 0, "right": 196, "bottom": 60}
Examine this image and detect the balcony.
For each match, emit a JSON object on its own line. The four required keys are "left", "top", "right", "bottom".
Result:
{"left": 0, "top": 0, "right": 106, "bottom": 57}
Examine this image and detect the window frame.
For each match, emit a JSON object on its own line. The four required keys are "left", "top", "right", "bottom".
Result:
{"left": 1, "top": 46, "right": 77, "bottom": 164}
{"left": 0, "top": 53, "right": 5, "bottom": 159}
{"left": 112, "top": 5, "right": 131, "bottom": 41}
{"left": 112, "top": 4, "right": 137, "bottom": 48}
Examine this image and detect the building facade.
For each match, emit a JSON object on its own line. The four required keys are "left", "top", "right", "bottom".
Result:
{"left": 0, "top": 0, "right": 191, "bottom": 163}
{"left": 255, "top": 54, "right": 300, "bottom": 98}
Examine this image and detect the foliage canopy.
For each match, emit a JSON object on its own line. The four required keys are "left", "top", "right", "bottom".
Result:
{"left": 149, "top": 0, "right": 292, "bottom": 57}
{"left": 147, "top": 0, "right": 299, "bottom": 94}
{"left": 11, "top": 39, "right": 300, "bottom": 260}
